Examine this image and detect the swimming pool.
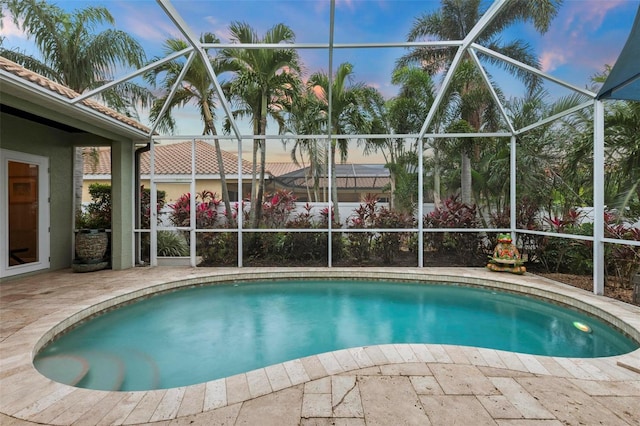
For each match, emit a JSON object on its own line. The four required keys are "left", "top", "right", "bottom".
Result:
{"left": 34, "top": 279, "right": 639, "bottom": 391}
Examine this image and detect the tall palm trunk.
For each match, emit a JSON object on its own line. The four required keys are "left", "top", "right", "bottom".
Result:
{"left": 433, "top": 144, "right": 442, "bottom": 208}
{"left": 460, "top": 91, "right": 480, "bottom": 206}
{"left": 203, "top": 106, "right": 234, "bottom": 226}
{"left": 303, "top": 158, "right": 313, "bottom": 202}
{"left": 255, "top": 137, "right": 266, "bottom": 226}
{"left": 249, "top": 122, "right": 259, "bottom": 227}
{"left": 330, "top": 140, "right": 340, "bottom": 224}
{"left": 251, "top": 94, "right": 269, "bottom": 228}
{"left": 461, "top": 152, "right": 472, "bottom": 205}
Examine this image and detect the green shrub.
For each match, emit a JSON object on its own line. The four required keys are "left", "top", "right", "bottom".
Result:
{"left": 372, "top": 207, "right": 416, "bottom": 264}
{"left": 77, "top": 183, "right": 111, "bottom": 229}
{"left": 157, "top": 231, "right": 189, "bottom": 256}
{"left": 423, "top": 194, "right": 481, "bottom": 264}
{"left": 346, "top": 195, "right": 377, "bottom": 261}
{"left": 198, "top": 231, "right": 237, "bottom": 266}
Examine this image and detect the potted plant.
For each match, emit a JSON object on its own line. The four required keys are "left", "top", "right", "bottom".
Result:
{"left": 73, "top": 183, "right": 111, "bottom": 271}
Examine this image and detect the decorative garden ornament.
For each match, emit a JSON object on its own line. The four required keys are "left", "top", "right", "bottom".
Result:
{"left": 486, "top": 233, "right": 526, "bottom": 274}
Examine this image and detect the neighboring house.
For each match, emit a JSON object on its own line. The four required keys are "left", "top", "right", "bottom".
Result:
{"left": 83, "top": 141, "right": 257, "bottom": 203}
{"left": 84, "top": 143, "right": 392, "bottom": 205}
{"left": 275, "top": 163, "right": 391, "bottom": 203}
{"left": 1, "top": 57, "right": 147, "bottom": 278}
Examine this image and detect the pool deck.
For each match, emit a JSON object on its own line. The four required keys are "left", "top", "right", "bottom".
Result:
{"left": 1, "top": 267, "right": 639, "bottom": 425}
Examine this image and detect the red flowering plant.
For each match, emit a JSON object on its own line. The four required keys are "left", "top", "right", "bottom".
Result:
{"left": 284, "top": 203, "right": 328, "bottom": 262}
{"left": 423, "top": 194, "right": 481, "bottom": 264}
{"left": 372, "top": 207, "right": 416, "bottom": 264}
{"left": 346, "top": 194, "right": 378, "bottom": 261}
{"left": 604, "top": 210, "right": 640, "bottom": 282}
{"left": 262, "top": 189, "right": 297, "bottom": 229}
{"left": 168, "top": 190, "right": 238, "bottom": 265}
{"left": 319, "top": 206, "right": 339, "bottom": 227}
{"left": 168, "top": 190, "right": 223, "bottom": 229}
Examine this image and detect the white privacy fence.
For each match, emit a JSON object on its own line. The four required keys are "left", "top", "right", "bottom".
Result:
{"left": 156, "top": 202, "right": 437, "bottom": 228}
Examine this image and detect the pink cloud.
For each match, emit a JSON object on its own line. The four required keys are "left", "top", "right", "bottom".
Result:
{"left": 119, "top": 5, "right": 182, "bottom": 42}
{"left": 539, "top": 50, "right": 567, "bottom": 73}
{"left": 562, "top": 0, "right": 627, "bottom": 31}
{"left": 1, "top": 15, "right": 27, "bottom": 39}
{"left": 537, "top": 1, "right": 633, "bottom": 78}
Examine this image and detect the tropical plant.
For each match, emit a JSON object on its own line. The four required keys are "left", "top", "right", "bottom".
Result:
{"left": 284, "top": 203, "right": 327, "bottom": 262}
{"left": 168, "top": 190, "right": 223, "bottom": 229}
{"left": 604, "top": 101, "right": 640, "bottom": 215}
{"left": 363, "top": 66, "right": 435, "bottom": 212}
{"left": 218, "top": 21, "right": 302, "bottom": 227}
{"left": 140, "top": 187, "right": 166, "bottom": 262}
{"left": 1, "top": 0, "right": 150, "bottom": 111}
{"left": 262, "top": 189, "right": 297, "bottom": 229}
{"left": 346, "top": 194, "right": 378, "bottom": 261}
{"left": 157, "top": 231, "right": 189, "bottom": 257}
{"left": 76, "top": 183, "right": 111, "bottom": 229}
{"left": 144, "top": 33, "right": 235, "bottom": 225}
{"left": 397, "top": 0, "right": 562, "bottom": 205}
{"left": 1, "top": 0, "right": 152, "bottom": 220}
{"left": 308, "top": 62, "right": 378, "bottom": 223}
{"left": 140, "top": 188, "right": 166, "bottom": 230}
{"left": 284, "top": 86, "right": 328, "bottom": 202}
{"left": 372, "top": 207, "right": 416, "bottom": 264}
{"left": 423, "top": 194, "right": 481, "bottom": 264}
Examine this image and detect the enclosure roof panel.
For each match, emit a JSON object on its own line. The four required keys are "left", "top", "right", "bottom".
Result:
{"left": 597, "top": 6, "right": 640, "bottom": 101}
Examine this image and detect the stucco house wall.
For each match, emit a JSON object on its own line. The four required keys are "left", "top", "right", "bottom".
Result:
{"left": 1, "top": 57, "right": 147, "bottom": 280}
{"left": 1, "top": 112, "right": 75, "bottom": 272}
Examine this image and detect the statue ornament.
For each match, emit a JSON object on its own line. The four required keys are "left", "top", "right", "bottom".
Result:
{"left": 486, "top": 233, "right": 526, "bottom": 274}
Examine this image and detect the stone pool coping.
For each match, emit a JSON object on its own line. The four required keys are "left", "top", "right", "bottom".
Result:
{"left": 1, "top": 267, "right": 639, "bottom": 425}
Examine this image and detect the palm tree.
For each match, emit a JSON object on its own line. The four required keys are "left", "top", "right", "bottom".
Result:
{"left": 1, "top": 0, "right": 151, "bottom": 219}
{"left": 308, "top": 62, "right": 375, "bottom": 224}
{"left": 218, "top": 21, "right": 302, "bottom": 227}
{"left": 144, "top": 33, "right": 235, "bottom": 225}
{"left": 1, "top": 0, "right": 149, "bottom": 114}
{"left": 365, "top": 66, "right": 436, "bottom": 211}
{"left": 398, "top": 0, "right": 562, "bottom": 205}
{"left": 559, "top": 94, "right": 640, "bottom": 217}
{"left": 605, "top": 101, "right": 640, "bottom": 212}
{"left": 284, "top": 86, "right": 328, "bottom": 202}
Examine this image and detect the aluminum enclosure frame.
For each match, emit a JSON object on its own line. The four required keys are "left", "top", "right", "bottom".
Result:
{"left": 22, "top": 0, "right": 637, "bottom": 294}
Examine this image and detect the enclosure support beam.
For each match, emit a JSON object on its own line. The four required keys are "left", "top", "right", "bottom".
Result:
{"left": 327, "top": 0, "right": 336, "bottom": 267}
{"left": 593, "top": 100, "right": 605, "bottom": 295}
{"left": 418, "top": 137, "right": 425, "bottom": 267}
{"left": 150, "top": 140, "right": 158, "bottom": 267}
{"left": 510, "top": 135, "right": 517, "bottom": 241}
{"left": 190, "top": 139, "right": 197, "bottom": 268}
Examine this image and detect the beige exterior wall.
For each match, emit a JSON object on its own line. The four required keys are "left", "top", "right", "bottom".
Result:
{"left": 149, "top": 180, "right": 222, "bottom": 203}
{"left": 84, "top": 178, "right": 246, "bottom": 203}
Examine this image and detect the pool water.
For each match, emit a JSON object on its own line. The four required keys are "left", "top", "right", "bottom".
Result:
{"left": 34, "top": 280, "right": 639, "bottom": 391}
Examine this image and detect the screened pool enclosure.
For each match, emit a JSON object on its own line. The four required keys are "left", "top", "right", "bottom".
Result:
{"left": 59, "top": 0, "right": 640, "bottom": 293}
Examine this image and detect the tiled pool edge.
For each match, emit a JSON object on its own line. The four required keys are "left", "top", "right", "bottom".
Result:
{"left": 1, "top": 267, "right": 639, "bottom": 425}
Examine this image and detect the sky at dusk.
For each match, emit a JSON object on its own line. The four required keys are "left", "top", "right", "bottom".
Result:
{"left": 2, "top": 0, "right": 639, "bottom": 145}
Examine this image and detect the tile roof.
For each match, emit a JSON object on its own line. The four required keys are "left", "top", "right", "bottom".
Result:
{"left": 274, "top": 163, "right": 390, "bottom": 190}
{"left": 83, "top": 148, "right": 112, "bottom": 175}
{"left": 85, "top": 140, "right": 256, "bottom": 176}
{"left": 265, "top": 162, "right": 303, "bottom": 177}
{"left": 0, "top": 57, "right": 150, "bottom": 134}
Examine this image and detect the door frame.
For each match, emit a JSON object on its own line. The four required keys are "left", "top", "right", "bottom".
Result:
{"left": 1, "top": 149, "right": 50, "bottom": 277}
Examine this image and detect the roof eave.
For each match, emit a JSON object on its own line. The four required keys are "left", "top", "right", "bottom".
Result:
{"left": 0, "top": 70, "right": 150, "bottom": 142}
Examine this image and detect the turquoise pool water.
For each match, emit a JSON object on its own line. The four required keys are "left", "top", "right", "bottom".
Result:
{"left": 34, "top": 280, "right": 639, "bottom": 391}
